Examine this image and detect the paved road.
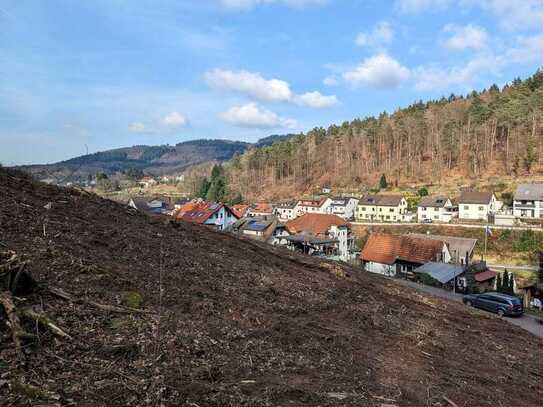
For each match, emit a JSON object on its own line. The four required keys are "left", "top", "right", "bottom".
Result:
{"left": 395, "top": 279, "right": 543, "bottom": 338}
{"left": 487, "top": 264, "right": 539, "bottom": 271}
{"left": 351, "top": 221, "right": 542, "bottom": 231}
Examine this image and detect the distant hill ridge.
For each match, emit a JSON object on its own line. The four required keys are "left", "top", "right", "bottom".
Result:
{"left": 17, "top": 136, "right": 296, "bottom": 182}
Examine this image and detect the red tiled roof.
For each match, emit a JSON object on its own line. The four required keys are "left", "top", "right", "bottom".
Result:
{"left": 361, "top": 233, "right": 445, "bottom": 265}
{"left": 250, "top": 202, "right": 273, "bottom": 213}
{"left": 177, "top": 202, "right": 224, "bottom": 224}
{"left": 231, "top": 204, "right": 249, "bottom": 218}
{"left": 474, "top": 270, "right": 497, "bottom": 282}
{"left": 286, "top": 213, "right": 349, "bottom": 237}
{"left": 297, "top": 198, "right": 328, "bottom": 208}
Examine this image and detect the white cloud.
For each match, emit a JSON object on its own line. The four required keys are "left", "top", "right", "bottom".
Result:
{"left": 323, "top": 75, "right": 339, "bottom": 86}
{"left": 414, "top": 54, "right": 502, "bottom": 91}
{"left": 473, "top": 0, "right": 543, "bottom": 31}
{"left": 219, "top": 102, "right": 299, "bottom": 129}
{"left": 294, "top": 91, "right": 338, "bottom": 108}
{"left": 221, "top": 0, "right": 327, "bottom": 11}
{"left": 395, "top": 0, "right": 450, "bottom": 13}
{"left": 355, "top": 21, "right": 394, "bottom": 48}
{"left": 205, "top": 68, "right": 338, "bottom": 108}
{"left": 205, "top": 69, "right": 292, "bottom": 102}
{"left": 506, "top": 33, "right": 543, "bottom": 63}
{"left": 343, "top": 54, "right": 410, "bottom": 89}
{"left": 443, "top": 24, "right": 488, "bottom": 51}
{"left": 161, "top": 111, "right": 190, "bottom": 128}
{"left": 128, "top": 122, "right": 146, "bottom": 133}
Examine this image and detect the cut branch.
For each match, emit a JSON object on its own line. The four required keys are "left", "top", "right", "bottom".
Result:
{"left": 21, "top": 308, "right": 73, "bottom": 340}
{"left": 0, "top": 290, "right": 26, "bottom": 361}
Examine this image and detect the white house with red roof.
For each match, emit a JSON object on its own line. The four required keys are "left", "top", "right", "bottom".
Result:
{"left": 176, "top": 202, "right": 239, "bottom": 231}
{"left": 296, "top": 197, "right": 332, "bottom": 217}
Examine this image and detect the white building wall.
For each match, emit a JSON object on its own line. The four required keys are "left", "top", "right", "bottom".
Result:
{"left": 365, "top": 261, "right": 396, "bottom": 276}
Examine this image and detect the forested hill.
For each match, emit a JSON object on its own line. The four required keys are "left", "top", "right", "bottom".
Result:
{"left": 18, "top": 139, "right": 250, "bottom": 182}
{"left": 224, "top": 70, "right": 543, "bottom": 200}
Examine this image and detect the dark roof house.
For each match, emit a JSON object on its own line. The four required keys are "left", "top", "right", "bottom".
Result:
{"left": 360, "top": 194, "right": 404, "bottom": 206}
{"left": 459, "top": 191, "right": 495, "bottom": 205}
{"left": 418, "top": 195, "right": 452, "bottom": 208}
{"left": 514, "top": 184, "right": 543, "bottom": 201}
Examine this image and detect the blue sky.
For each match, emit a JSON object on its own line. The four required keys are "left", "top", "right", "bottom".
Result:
{"left": 2, "top": 0, "right": 543, "bottom": 165}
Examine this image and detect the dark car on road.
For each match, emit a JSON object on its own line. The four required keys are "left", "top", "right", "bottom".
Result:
{"left": 462, "top": 292, "right": 524, "bottom": 317}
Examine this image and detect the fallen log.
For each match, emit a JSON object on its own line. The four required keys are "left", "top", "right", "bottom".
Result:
{"left": 47, "top": 286, "right": 154, "bottom": 314}
{"left": 21, "top": 308, "right": 73, "bottom": 340}
{"left": 0, "top": 290, "right": 26, "bottom": 361}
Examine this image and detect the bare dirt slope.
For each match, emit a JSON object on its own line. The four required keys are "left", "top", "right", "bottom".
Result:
{"left": 1, "top": 167, "right": 543, "bottom": 406}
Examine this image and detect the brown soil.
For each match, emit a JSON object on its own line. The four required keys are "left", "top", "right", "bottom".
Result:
{"left": 1, "top": 167, "right": 543, "bottom": 406}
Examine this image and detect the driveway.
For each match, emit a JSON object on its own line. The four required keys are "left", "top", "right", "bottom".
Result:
{"left": 395, "top": 279, "right": 543, "bottom": 338}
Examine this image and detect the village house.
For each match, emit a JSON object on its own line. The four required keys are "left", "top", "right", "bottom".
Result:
{"left": 273, "top": 201, "right": 298, "bottom": 221}
{"left": 417, "top": 195, "right": 458, "bottom": 223}
{"left": 247, "top": 202, "right": 274, "bottom": 217}
{"left": 408, "top": 233, "right": 477, "bottom": 265}
{"left": 285, "top": 213, "right": 354, "bottom": 261}
{"left": 513, "top": 184, "right": 543, "bottom": 220}
{"left": 139, "top": 176, "right": 158, "bottom": 188}
{"left": 326, "top": 197, "right": 359, "bottom": 220}
{"left": 230, "top": 215, "right": 290, "bottom": 245}
{"left": 175, "top": 202, "right": 239, "bottom": 231}
{"left": 296, "top": 197, "right": 332, "bottom": 216}
{"left": 128, "top": 196, "right": 173, "bottom": 215}
{"left": 360, "top": 233, "right": 451, "bottom": 277}
{"left": 355, "top": 194, "right": 409, "bottom": 222}
{"left": 458, "top": 191, "right": 499, "bottom": 221}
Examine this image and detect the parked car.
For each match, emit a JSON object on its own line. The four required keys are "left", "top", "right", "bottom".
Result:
{"left": 421, "top": 218, "right": 432, "bottom": 224}
{"left": 462, "top": 292, "right": 523, "bottom": 317}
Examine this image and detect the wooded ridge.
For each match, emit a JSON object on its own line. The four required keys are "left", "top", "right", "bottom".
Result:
{"left": 224, "top": 70, "right": 543, "bottom": 200}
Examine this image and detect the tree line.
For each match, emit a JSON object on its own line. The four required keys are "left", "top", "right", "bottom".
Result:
{"left": 223, "top": 70, "right": 543, "bottom": 200}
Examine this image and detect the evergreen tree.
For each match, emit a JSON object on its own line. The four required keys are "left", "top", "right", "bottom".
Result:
{"left": 197, "top": 177, "right": 210, "bottom": 199}
{"left": 496, "top": 272, "right": 503, "bottom": 293}
{"left": 418, "top": 187, "right": 429, "bottom": 197}
{"left": 507, "top": 272, "right": 515, "bottom": 295}
{"left": 524, "top": 141, "right": 535, "bottom": 173}
{"left": 465, "top": 264, "right": 477, "bottom": 294}
{"left": 500, "top": 271, "right": 509, "bottom": 294}
{"left": 379, "top": 174, "right": 388, "bottom": 189}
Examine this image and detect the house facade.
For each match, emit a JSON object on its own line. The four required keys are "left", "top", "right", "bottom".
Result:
{"left": 458, "top": 191, "right": 499, "bottom": 221}
{"left": 274, "top": 201, "right": 299, "bottom": 221}
{"left": 285, "top": 213, "right": 354, "bottom": 261}
{"left": 296, "top": 197, "right": 332, "bottom": 216}
{"left": 361, "top": 233, "right": 451, "bottom": 277}
{"left": 356, "top": 195, "right": 409, "bottom": 222}
{"left": 326, "top": 197, "right": 359, "bottom": 220}
{"left": 513, "top": 184, "right": 543, "bottom": 219}
{"left": 417, "top": 196, "right": 457, "bottom": 223}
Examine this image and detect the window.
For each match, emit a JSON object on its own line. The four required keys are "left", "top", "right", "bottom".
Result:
{"left": 389, "top": 208, "right": 394, "bottom": 212}
{"left": 422, "top": 207, "right": 427, "bottom": 211}
{"left": 361, "top": 207, "right": 366, "bottom": 211}
{"left": 434, "top": 208, "right": 439, "bottom": 211}
{"left": 386, "top": 215, "right": 390, "bottom": 220}
{"left": 478, "top": 206, "right": 484, "bottom": 211}
{"left": 379, "top": 208, "right": 382, "bottom": 212}
{"left": 463, "top": 205, "right": 469, "bottom": 210}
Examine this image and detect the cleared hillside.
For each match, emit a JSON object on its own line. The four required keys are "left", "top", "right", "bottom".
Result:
{"left": 1, "top": 167, "right": 543, "bottom": 406}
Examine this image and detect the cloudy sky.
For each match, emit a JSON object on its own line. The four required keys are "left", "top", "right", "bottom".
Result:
{"left": 2, "top": 0, "right": 543, "bottom": 165}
